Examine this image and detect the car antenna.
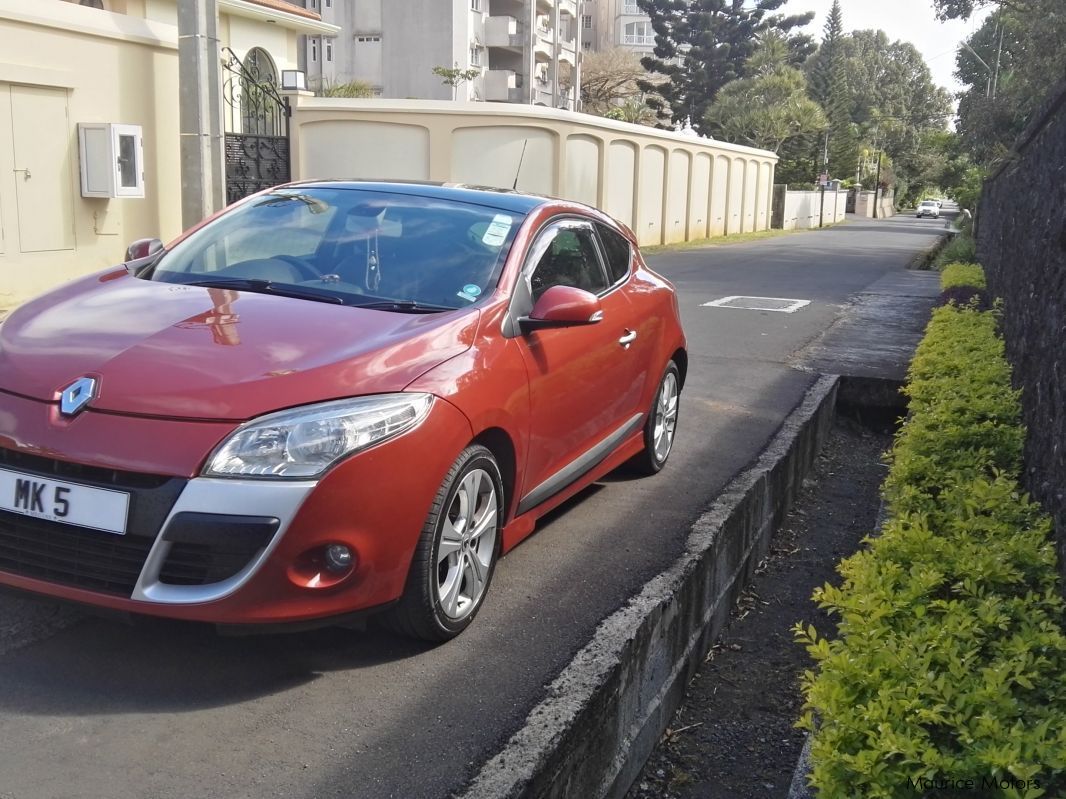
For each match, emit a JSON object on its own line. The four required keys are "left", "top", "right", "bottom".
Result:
{"left": 512, "top": 139, "right": 528, "bottom": 191}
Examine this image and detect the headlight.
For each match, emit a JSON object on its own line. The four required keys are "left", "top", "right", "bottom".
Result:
{"left": 204, "top": 394, "right": 434, "bottom": 478}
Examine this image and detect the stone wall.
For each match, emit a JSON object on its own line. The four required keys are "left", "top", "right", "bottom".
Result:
{"left": 977, "top": 80, "right": 1066, "bottom": 576}
{"left": 852, "top": 190, "right": 896, "bottom": 219}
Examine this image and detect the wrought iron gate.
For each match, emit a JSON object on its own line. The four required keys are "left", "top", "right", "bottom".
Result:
{"left": 222, "top": 47, "right": 290, "bottom": 205}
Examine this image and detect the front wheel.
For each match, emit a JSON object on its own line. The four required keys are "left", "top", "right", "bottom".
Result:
{"left": 384, "top": 445, "right": 502, "bottom": 642}
{"left": 629, "top": 361, "right": 681, "bottom": 475}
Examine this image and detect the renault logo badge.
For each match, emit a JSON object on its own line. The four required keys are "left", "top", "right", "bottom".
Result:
{"left": 59, "top": 377, "right": 97, "bottom": 417}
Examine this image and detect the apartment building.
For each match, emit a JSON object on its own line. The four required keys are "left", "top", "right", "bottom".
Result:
{"left": 289, "top": 0, "right": 580, "bottom": 109}
{"left": 580, "top": 0, "right": 654, "bottom": 55}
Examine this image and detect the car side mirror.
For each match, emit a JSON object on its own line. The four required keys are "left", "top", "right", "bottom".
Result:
{"left": 519, "top": 285, "right": 604, "bottom": 333}
{"left": 125, "top": 237, "right": 163, "bottom": 262}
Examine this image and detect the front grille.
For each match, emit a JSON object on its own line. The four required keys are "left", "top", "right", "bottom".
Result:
{"left": 0, "top": 447, "right": 186, "bottom": 596}
{"left": 0, "top": 447, "right": 171, "bottom": 489}
{"left": 0, "top": 511, "right": 156, "bottom": 595}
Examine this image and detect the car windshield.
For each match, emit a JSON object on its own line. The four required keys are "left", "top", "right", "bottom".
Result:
{"left": 143, "top": 187, "right": 525, "bottom": 311}
{"left": 921, "top": 201, "right": 937, "bottom": 207}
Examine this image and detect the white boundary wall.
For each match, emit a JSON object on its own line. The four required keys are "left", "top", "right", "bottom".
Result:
{"left": 779, "top": 189, "right": 848, "bottom": 230}
{"left": 287, "top": 97, "right": 779, "bottom": 247}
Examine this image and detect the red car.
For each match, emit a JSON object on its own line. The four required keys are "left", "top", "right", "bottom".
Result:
{"left": 0, "top": 182, "right": 686, "bottom": 641}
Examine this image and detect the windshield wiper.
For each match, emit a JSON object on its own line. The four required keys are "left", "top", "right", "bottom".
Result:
{"left": 356, "top": 300, "right": 457, "bottom": 313}
{"left": 185, "top": 278, "right": 345, "bottom": 305}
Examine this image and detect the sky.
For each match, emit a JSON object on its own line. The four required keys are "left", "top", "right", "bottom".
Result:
{"left": 781, "top": 0, "right": 995, "bottom": 95}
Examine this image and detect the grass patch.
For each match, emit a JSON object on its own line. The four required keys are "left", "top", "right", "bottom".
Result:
{"left": 933, "top": 230, "right": 977, "bottom": 269}
{"left": 641, "top": 225, "right": 828, "bottom": 253}
{"left": 795, "top": 302, "right": 1066, "bottom": 798}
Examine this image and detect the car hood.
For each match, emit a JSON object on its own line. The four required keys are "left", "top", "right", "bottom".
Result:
{"left": 0, "top": 269, "right": 479, "bottom": 420}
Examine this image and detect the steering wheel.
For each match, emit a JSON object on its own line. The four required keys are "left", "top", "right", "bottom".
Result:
{"left": 271, "top": 254, "right": 322, "bottom": 280}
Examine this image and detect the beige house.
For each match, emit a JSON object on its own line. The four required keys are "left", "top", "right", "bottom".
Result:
{"left": 0, "top": 0, "right": 336, "bottom": 311}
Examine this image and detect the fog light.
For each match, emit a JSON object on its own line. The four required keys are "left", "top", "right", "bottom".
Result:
{"left": 324, "top": 544, "right": 353, "bottom": 573}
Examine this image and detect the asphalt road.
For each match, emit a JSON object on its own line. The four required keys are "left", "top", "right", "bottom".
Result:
{"left": 0, "top": 213, "right": 949, "bottom": 799}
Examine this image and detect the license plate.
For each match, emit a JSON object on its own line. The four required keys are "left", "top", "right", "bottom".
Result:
{"left": 0, "top": 467, "right": 130, "bottom": 535}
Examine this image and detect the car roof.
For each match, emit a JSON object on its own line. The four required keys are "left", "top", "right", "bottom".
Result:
{"left": 283, "top": 180, "right": 549, "bottom": 215}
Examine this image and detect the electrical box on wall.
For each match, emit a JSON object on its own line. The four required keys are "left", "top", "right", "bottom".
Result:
{"left": 78, "top": 123, "right": 144, "bottom": 199}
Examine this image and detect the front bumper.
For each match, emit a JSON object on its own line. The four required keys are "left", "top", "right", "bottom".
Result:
{"left": 0, "top": 398, "right": 474, "bottom": 625}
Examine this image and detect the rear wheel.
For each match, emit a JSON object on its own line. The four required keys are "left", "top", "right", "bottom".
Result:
{"left": 384, "top": 445, "right": 502, "bottom": 641}
{"left": 629, "top": 361, "right": 680, "bottom": 475}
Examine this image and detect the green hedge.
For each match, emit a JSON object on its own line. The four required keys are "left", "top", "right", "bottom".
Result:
{"left": 935, "top": 232, "right": 977, "bottom": 269}
{"left": 795, "top": 304, "right": 1066, "bottom": 798}
{"left": 940, "top": 262, "right": 987, "bottom": 291}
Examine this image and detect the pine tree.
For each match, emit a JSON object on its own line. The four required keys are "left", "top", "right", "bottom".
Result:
{"left": 807, "top": 0, "right": 842, "bottom": 107}
{"left": 805, "top": 0, "right": 858, "bottom": 179}
{"left": 637, "top": 0, "right": 815, "bottom": 132}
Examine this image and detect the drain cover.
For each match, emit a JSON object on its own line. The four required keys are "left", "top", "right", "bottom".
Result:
{"left": 701, "top": 296, "right": 811, "bottom": 313}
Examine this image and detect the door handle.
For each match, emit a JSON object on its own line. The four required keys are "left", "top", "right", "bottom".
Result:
{"left": 619, "top": 330, "right": 637, "bottom": 348}
{"left": 13, "top": 167, "right": 31, "bottom": 179}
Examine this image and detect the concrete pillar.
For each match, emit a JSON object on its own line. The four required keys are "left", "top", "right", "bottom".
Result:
{"left": 178, "top": 0, "right": 225, "bottom": 229}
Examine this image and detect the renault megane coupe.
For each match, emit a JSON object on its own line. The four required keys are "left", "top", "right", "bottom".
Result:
{"left": 0, "top": 182, "right": 686, "bottom": 641}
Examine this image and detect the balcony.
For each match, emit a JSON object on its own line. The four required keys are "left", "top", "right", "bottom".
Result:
{"left": 622, "top": 34, "right": 655, "bottom": 46}
{"left": 484, "top": 69, "right": 525, "bottom": 102}
{"left": 485, "top": 15, "right": 524, "bottom": 49}
{"left": 534, "top": 34, "right": 554, "bottom": 61}
{"left": 622, "top": 2, "right": 644, "bottom": 14}
{"left": 533, "top": 87, "right": 559, "bottom": 107}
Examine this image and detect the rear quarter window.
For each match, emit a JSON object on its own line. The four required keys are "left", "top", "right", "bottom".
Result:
{"left": 596, "top": 223, "right": 632, "bottom": 285}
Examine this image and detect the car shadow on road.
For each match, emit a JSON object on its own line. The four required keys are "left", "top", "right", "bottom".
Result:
{"left": 0, "top": 606, "right": 438, "bottom": 715}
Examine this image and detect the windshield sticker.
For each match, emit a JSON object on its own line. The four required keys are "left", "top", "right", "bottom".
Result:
{"left": 456, "top": 288, "right": 479, "bottom": 303}
{"left": 462, "top": 284, "right": 482, "bottom": 297}
{"left": 482, "top": 215, "right": 512, "bottom": 247}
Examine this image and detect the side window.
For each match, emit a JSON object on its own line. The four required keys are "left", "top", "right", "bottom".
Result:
{"left": 529, "top": 226, "right": 609, "bottom": 302}
{"left": 596, "top": 223, "right": 632, "bottom": 284}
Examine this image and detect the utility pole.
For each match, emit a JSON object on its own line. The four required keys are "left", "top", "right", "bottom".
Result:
{"left": 872, "top": 148, "right": 883, "bottom": 219}
{"left": 992, "top": 12, "right": 1005, "bottom": 100}
{"left": 961, "top": 38, "right": 993, "bottom": 99}
{"left": 178, "top": 0, "right": 224, "bottom": 229}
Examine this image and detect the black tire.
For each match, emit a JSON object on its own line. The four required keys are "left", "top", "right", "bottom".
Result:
{"left": 384, "top": 445, "right": 503, "bottom": 642}
{"left": 629, "top": 361, "right": 681, "bottom": 476}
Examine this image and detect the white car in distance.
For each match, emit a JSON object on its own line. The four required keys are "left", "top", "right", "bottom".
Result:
{"left": 916, "top": 200, "right": 941, "bottom": 219}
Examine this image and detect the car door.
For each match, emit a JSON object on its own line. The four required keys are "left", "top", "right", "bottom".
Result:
{"left": 513, "top": 219, "right": 645, "bottom": 513}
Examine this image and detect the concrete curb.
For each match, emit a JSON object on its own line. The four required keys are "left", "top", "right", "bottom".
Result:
{"left": 458, "top": 374, "right": 840, "bottom": 799}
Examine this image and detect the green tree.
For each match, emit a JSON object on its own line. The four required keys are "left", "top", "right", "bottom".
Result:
{"left": 636, "top": 0, "right": 815, "bottom": 132}
{"left": 806, "top": 0, "right": 843, "bottom": 107}
{"left": 952, "top": 1, "right": 1066, "bottom": 165}
{"left": 829, "top": 30, "right": 951, "bottom": 192}
{"left": 704, "top": 33, "right": 827, "bottom": 153}
{"left": 806, "top": 1, "right": 859, "bottom": 180}
{"left": 432, "top": 64, "right": 482, "bottom": 100}
{"left": 930, "top": 0, "right": 1022, "bottom": 20}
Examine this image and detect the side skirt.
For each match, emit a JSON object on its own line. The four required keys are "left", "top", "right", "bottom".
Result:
{"left": 515, "top": 413, "right": 644, "bottom": 517}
